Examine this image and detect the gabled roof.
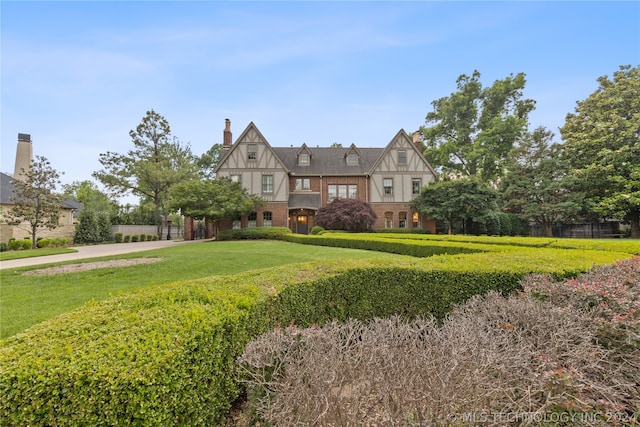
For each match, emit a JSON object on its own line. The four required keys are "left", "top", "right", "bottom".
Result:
{"left": 0, "top": 171, "right": 82, "bottom": 210}
{"left": 368, "top": 129, "right": 437, "bottom": 176}
{"left": 213, "top": 122, "right": 290, "bottom": 174}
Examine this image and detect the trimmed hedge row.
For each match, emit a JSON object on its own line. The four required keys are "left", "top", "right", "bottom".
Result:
{"left": 217, "top": 227, "right": 292, "bottom": 241}
{"left": 371, "top": 232, "right": 640, "bottom": 254}
{"left": 1, "top": 242, "right": 633, "bottom": 426}
{"left": 282, "top": 233, "right": 491, "bottom": 257}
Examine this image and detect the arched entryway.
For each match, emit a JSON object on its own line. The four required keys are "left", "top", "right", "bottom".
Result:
{"left": 289, "top": 208, "right": 316, "bottom": 234}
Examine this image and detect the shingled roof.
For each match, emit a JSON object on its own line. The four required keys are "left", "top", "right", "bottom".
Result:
{"left": 272, "top": 147, "right": 385, "bottom": 175}
{"left": 0, "top": 171, "right": 82, "bottom": 210}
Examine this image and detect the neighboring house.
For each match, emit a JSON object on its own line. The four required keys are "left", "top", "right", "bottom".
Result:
{"left": 0, "top": 134, "right": 81, "bottom": 243}
{"left": 212, "top": 120, "right": 437, "bottom": 234}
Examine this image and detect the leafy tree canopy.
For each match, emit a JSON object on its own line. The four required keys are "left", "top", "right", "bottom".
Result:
{"left": 167, "top": 178, "right": 265, "bottom": 231}
{"left": 62, "top": 180, "right": 116, "bottom": 214}
{"left": 4, "top": 156, "right": 63, "bottom": 248}
{"left": 410, "top": 178, "right": 498, "bottom": 234}
{"left": 560, "top": 65, "right": 640, "bottom": 237}
{"left": 197, "top": 144, "right": 224, "bottom": 179}
{"left": 93, "top": 109, "right": 198, "bottom": 235}
{"left": 315, "top": 198, "right": 377, "bottom": 232}
{"left": 420, "top": 70, "right": 535, "bottom": 183}
{"left": 500, "top": 127, "right": 583, "bottom": 237}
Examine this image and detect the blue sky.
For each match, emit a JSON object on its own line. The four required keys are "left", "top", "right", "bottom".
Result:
{"left": 1, "top": 1, "right": 638, "bottom": 201}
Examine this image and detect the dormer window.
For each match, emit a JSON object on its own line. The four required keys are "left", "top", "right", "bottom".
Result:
{"left": 299, "top": 152, "right": 309, "bottom": 165}
{"left": 347, "top": 152, "right": 358, "bottom": 165}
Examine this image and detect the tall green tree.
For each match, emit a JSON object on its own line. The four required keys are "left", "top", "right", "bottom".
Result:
{"left": 5, "top": 156, "right": 63, "bottom": 249}
{"left": 197, "top": 144, "right": 223, "bottom": 179}
{"left": 62, "top": 180, "right": 116, "bottom": 214}
{"left": 167, "top": 178, "right": 265, "bottom": 236}
{"left": 560, "top": 65, "right": 640, "bottom": 238}
{"left": 500, "top": 127, "right": 583, "bottom": 237}
{"left": 410, "top": 178, "right": 498, "bottom": 234}
{"left": 93, "top": 110, "right": 197, "bottom": 237}
{"left": 420, "top": 70, "right": 536, "bottom": 183}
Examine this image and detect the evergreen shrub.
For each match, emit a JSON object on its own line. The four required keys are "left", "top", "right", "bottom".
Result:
{"left": 114, "top": 232, "right": 123, "bottom": 243}
{"left": 123, "top": 235, "right": 131, "bottom": 243}
{"left": 131, "top": 234, "right": 139, "bottom": 242}
{"left": 7, "top": 239, "right": 31, "bottom": 251}
{"left": 217, "top": 227, "right": 292, "bottom": 241}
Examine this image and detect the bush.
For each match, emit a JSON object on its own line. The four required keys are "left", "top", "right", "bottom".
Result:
{"left": 148, "top": 234, "right": 156, "bottom": 241}
{"left": 310, "top": 225, "right": 324, "bottom": 235}
{"left": 131, "top": 234, "right": 139, "bottom": 242}
{"left": 241, "top": 289, "right": 638, "bottom": 426}
{"left": 139, "top": 234, "right": 146, "bottom": 242}
{"left": 114, "top": 232, "right": 124, "bottom": 243}
{"left": 217, "top": 227, "right": 292, "bottom": 241}
{"left": 37, "top": 238, "right": 70, "bottom": 248}
{"left": 8, "top": 239, "right": 31, "bottom": 251}
{"left": 315, "top": 198, "right": 377, "bottom": 232}
{"left": 123, "top": 235, "right": 131, "bottom": 243}
{"left": 0, "top": 242, "right": 7, "bottom": 252}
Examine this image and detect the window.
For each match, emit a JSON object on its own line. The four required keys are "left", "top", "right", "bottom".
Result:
{"left": 398, "top": 149, "right": 407, "bottom": 165}
{"left": 295, "top": 178, "right": 310, "bottom": 190}
{"left": 262, "top": 175, "right": 273, "bottom": 193}
{"left": 328, "top": 184, "right": 357, "bottom": 201}
{"left": 412, "top": 212, "right": 420, "bottom": 228}
{"left": 248, "top": 212, "right": 257, "bottom": 228}
{"left": 232, "top": 219, "right": 241, "bottom": 229}
{"left": 383, "top": 178, "right": 393, "bottom": 195}
{"left": 248, "top": 144, "right": 257, "bottom": 160}
{"left": 399, "top": 212, "right": 407, "bottom": 228}
{"left": 384, "top": 212, "right": 393, "bottom": 228}
{"left": 231, "top": 174, "right": 241, "bottom": 184}
{"left": 348, "top": 185, "right": 357, "bottom": 199}
{"left": 412, "top": 178, "right": 422, "bottom": 195}
{"left": 347, "top": 152, "right": 358, "bottom": 165}
{"left": 299, "top": 153, "right": 309, "bottom": 165}
{"left": 263, "top": 211, "right": 273, "bottom": 227}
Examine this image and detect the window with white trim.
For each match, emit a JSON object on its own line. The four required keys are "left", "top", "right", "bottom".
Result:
{"left": 398, "top": 149, "right": 407, "bottom": 165}
{"left": 263, "top": 211, "right": 273, "bottom": 227}
{"left": 328, "top": 184, "right": 357, "bottom": 201}
{"left": 248, "top": 212, "right": 257, "bottom": 228}
{"left": 347, "top": 152, "right": 358, "bottom": 165}
{"left": 262, "top": 175, "right": 273, "bottom": 193}
{"left": 248, "top": 144, "right": 257, "bottom": 160}
{"left": 295, "top": 178, "right": 310, "bottom": 190}
{"left": 230, "top": 174, "right": 241, "bottom": 184}
{"left": 384, "top": 212, "right": 393, "bottom": 228}
{"left": 412, "top": 178, "right": 422, "bottom": 195}
{"left": 298, "top": 153, "right": 309, "bottom": 165}
{"left": 383, "top": 178, "right": 393, "bottom": 195}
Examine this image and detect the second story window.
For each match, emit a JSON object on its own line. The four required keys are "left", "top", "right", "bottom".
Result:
{"left": 262, "top": 175, "right": 273, "bottom": 193}
{"left": 383, "top": 178, "right": 393, "bottom": 195}
{"left": 295, "top": 178, "right": 310, "bottom": 190}
{"left": 412, "top": 178, "right": 422, "bottom": 195}
{"left": 231, "top": 174, "right": 241, "bottom": 184}
{"left": 328, "top": 184, "right": 357, "bottom": 201}
{"left": 248, "top": 144, "right": 257, "bottom": 160}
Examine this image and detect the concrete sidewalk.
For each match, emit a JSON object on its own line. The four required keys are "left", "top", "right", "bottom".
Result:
{"left": 0, "top": 239, "right": 207, "bottom": 269}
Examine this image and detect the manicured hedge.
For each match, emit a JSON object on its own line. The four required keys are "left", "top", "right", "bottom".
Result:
{"left": 0, "top": 234, "right": 635, "bottom": 425}
{"left": 217, "top": 227, "right": 292, "bottom": 241}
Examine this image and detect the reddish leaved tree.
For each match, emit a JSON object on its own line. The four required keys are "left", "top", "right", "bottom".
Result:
{"left": 315, "top": 198, "right": 377, "bottom": 232}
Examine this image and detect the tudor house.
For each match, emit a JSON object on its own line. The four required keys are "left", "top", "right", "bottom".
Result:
{"left": 209, "top": 120, "right": 437, "bottom": 235}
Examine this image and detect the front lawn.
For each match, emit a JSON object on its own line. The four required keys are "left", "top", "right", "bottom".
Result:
{"left": 0, "top": 240, "right": 398, "bottom": 338}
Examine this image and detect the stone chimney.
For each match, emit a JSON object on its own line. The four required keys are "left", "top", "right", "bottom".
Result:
{"left": 412, "top": 131, "right": 422, "bottom": 154}
{"left": 14, "top": 133, "right": 33, "bottom": 181}
{"left": 223, "top": 119, "right": 232, "bottom": 150}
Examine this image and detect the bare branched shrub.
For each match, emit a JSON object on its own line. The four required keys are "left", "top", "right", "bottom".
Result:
{"left": 239, "top": 258, "right": 640, "bottom": 426}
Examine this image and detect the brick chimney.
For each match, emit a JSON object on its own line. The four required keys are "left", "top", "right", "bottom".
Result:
{"left": 223, "top": 119, "right": 232, "bottom": 149}
{"left": 412, "top": 131, "right": 422, "bottom": 154}
{"left": 14, "top": 133, "right": 33, "bottom": 181}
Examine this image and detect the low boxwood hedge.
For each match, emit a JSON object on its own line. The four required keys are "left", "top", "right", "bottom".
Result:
{"left": 217, "top": 227, "right": 292, "bottom": 241}
{"left": 0, "top": 241, "right": 634, "bottom": 425}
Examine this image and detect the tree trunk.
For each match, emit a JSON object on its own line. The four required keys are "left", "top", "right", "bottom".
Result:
{"left": 31, "top": 224, "right": 38, "bottom": 249}
{"left": 630, "top": 212, "right": 640, "bottom": 239}
{"left": 543, "top": 221, "right": 553, "bottom": 238}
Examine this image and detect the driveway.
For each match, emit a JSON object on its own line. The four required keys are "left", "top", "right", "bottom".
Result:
{"left": 0, "top": 239, "right": 207, "bottom": 269}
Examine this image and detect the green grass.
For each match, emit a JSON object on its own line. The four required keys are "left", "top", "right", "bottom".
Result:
{"left": 0, "top": 247, "right": 77, "bottom": 261}
{"left": 0, "top": 240, "right": 397, "bottom": 338}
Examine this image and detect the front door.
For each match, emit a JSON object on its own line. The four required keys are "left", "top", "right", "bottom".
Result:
{"left": 296, "top": 215, "right": 309, "bottom": 234}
